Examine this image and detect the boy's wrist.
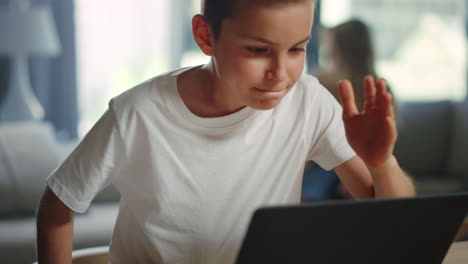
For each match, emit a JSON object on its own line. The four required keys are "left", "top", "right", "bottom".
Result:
{"left": 366, "top": 155, "right": 416, "bottom": 198}
{"left": 366, "top": 155, "right": 398, "bottom": 175}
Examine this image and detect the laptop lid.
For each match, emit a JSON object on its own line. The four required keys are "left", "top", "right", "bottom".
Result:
{"left": 236, "top": 192, "right": 468, "bottom": 264}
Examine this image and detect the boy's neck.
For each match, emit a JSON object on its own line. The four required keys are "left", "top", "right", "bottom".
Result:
{"left": 177, "top": 62, "right": 247, "bottom": 118}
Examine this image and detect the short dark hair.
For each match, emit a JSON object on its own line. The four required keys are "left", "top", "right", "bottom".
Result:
{"left": 201, "top": 0, "right": 313, "bottom": 39}
{"left": 201, "top": 0, "right": 234, "bottom": 39}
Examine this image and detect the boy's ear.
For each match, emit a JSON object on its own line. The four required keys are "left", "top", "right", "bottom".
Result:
{"left": 192, "top": 14, "right": 215, "bottom": 56}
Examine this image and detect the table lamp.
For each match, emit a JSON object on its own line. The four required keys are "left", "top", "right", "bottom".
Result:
{"left": 0, "top": 0, "right": 61, "bottom": 122}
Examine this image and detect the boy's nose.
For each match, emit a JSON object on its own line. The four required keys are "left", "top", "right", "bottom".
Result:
{"left": 265, "top": 56, "right": 287, "bottom": 82}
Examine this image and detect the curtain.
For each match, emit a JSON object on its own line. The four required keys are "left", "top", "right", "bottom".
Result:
{"left": 306, "top": 0, "right": 321, "bottom": 72}
{"left": 0, "top": 1, "right": 9, "bottom": 106}
{"left": 0, "top": 0, "right": 78, "bottom": 140}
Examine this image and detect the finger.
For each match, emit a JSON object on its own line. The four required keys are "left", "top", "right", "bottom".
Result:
{"left": 376, "top": 78, "right": 388, "bottom": 96}
{"left": 385, "top": 115, "right": 398, "bottom": 144}
{"left": 376, "top": 79, "right": 395, "bottom": 118}
{"left": 375, "top": 78, "right": 388, "bottom": 110}
{"left": 338, "top": 80, "right": 359, "bottom": 119}
{"left": 375, "top": 115, "right": 398, "bottom": 159}
{"left": 384, "top": 92, "right": 396, "bottom": 118}
{"left": 364, "top": 75, "right": 377, "bottom": 111}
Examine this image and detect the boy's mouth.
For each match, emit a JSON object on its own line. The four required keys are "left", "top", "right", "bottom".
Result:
{"left": 254, "top": 87, "right": 284, "bottom": 93}
{"left": 252, "top": 87, "right": 287, "bottom": 100}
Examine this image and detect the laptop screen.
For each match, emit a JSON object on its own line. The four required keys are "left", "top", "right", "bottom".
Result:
{"left": 236, "top": 193, "right": 468, "bottom": 264}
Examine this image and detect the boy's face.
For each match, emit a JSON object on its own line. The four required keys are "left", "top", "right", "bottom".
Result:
{"left": 210, "top": 1, "right": 314, "bottom": 111}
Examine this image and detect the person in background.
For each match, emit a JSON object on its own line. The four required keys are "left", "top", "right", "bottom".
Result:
{"left": 315, "top": 19, "right": 383, "bottom": 110}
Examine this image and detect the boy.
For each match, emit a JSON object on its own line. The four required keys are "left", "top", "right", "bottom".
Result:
{"left": 37, "top": 0, "right": 415, "bottom": 263}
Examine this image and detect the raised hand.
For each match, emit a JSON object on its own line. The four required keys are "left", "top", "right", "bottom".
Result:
{"left": 338, "top": 75, "right": 397, "bottom": 168}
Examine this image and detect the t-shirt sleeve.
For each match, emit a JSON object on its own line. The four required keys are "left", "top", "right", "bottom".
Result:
{"left": 46, "top": 105, "right": 125, "bottom": 213}
{"left": 306, "top": 83, "right": 355, "bottom": 171}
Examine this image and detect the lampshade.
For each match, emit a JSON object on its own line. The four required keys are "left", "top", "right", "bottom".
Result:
{"left": 0, "top": 6, "right": 61, "bottom": 55}
{"left": 0, "top": 1, "right": 62, "bottom": 122}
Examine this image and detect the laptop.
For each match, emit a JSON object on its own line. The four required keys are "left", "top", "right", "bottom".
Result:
{"left": 235, "top": 192, "right": 468, "bottom": 264}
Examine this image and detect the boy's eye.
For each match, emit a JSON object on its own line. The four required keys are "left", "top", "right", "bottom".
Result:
{"left": 290, "top": 47, "right": 306, "bottom": 53}
{"left": 246, "top": 47, "right": 268, "bottom": 54}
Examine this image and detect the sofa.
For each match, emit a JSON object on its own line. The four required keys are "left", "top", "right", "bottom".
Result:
{"left": 394, "top": 100, "right": 468, "bottom": 194}
{"left": 0, "top": 100, "right": 467, "bottom": 264}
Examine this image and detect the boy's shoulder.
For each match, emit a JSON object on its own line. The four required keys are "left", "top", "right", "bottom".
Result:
{"left": 109, "top": 68, "right": 188, "bottom": 114}
{"left": 297, "top": 72, "right": 321, "bottom": 88}
{"left": 294, "top": 72, "right": 331, "bottom": 100}
{"left": 289, "top": 72, "right": 342, "bottom": 115}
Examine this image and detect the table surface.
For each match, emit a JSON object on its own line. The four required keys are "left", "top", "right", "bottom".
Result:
{"left": 443, "top": 241, "right": 468, "bottom": 264}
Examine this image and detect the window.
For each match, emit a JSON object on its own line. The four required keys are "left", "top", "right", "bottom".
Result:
{"left": 174, "top": 0, "right": 210, "bottom": 68}
{"left": 75, "top": 0, "right": 171, "bottom": 136}
{"left": 321, "top": 0, "right": 467, "bottom": 102}
{"left": 76, "top": 0, "right": 212, "bottom": 137}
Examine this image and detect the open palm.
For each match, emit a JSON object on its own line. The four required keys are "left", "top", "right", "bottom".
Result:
{"left": 338, "top": 76, "right": 397, "bottom": 168}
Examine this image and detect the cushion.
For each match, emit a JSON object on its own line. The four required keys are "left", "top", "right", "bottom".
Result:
{"left": 447, "top": 101, "right": 468, "bottom": 183}
{"left": 413, "top": 177, "right": 463, "bottom": 195}
{"left": 394, "top": 101, "right": 453, "bottom": 176}
{"left": 0, "top": 121, "right": 63, "bottom": 216}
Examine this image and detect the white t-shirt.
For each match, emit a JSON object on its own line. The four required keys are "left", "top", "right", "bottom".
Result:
{"left": 47, "top": 67, "right": 355, "bottom": 264}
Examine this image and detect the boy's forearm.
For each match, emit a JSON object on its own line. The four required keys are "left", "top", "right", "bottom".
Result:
{"left": 367, "top": 155, "right": 416, "bottom": 198}
{"left": 36, "top": 187, "right": 75, "bottom": 264}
